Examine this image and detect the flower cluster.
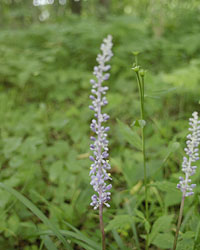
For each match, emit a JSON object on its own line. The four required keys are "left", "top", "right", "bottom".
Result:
{"left": 177, "top": 112, "right": 200, "bottom": 197}
{"left": 89, "top": 35, "right": 113, "bottom": 210}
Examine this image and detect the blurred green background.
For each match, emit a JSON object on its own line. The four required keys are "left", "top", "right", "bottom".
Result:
{"left": 0, "top": 0, "right": 200, "bottom": 249}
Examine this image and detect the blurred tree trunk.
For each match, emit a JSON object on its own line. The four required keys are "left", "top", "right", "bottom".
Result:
{"left": 98, "top": 0, "right": 110, "bottom": 17}
{"left": 70, "top": 0, "right": 82, "bottom": 15}
{"left": 99, "top": 0, "right": 109, "bottom": 9}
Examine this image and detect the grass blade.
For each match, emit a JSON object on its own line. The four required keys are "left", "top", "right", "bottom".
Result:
{"left": 71, "top": 239, "right": 96, "bottom": 250}
{"left": 63, "top": 221, "right": 101, "bottom": 249}
{"left": 38, "top": 229, "right": 101, "bottom": 250}
{"left": 112, "top": 230, "right": 126, "bottom": 250}
{"left": 41, "top": 235, "right": 58, "bottom": 250}
{"left": 0, "top": 183, "right": 72, "bottom": 250}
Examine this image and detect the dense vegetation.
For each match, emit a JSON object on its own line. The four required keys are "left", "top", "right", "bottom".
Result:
{"left": 0, "top": 1, "right": 200, "bottom": 249}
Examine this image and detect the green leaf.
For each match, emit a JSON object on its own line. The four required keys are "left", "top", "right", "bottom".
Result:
{"left": 162, "top": 141, "right": 180, "bottom": 163}
{"left": 49, "top": 161, "right": 64, "bottom": 182}
{"left": 144, "top": 220, "right": 150, "bottom": 234}
{"left": 41, "top": 235, "right": 58, "bottom": 250}
{"left": 134, "top": 209, "right": 150, "bottom": 234}
{"left": 153, "top": 181, "right": 176, "bottom": 192}
{"left": 3, "top": 137, "right": 22, "bottom": 158}
{"left": 70, "top": 239, "right": 96, "bottom": 250}
{"left": 0, "top": 183, "right": 72, "bottom": 250}
{"left": 153, "top": 181, "right": 182, "bottom": 206}
{"left": 38, "top": 230, "right": 101, "bottom": 250}
{"left": 105, "top": 215, "right": 133, "bottom": 232}
{"left": 117, "top": 119, "right": 142, "bottom": 150}
{"left": 149, "top": 87, "right": 177, "bottom": 95}
{"left": 134, "top": 209, "right": 145, "bottom": 220}
{"left": 112, "top": 230, "right": 127, "bottom": 250}
{"left": 152, "top": 233, "right": 173, "bottom": 249}
{"left": 63, "top": 221, "right": 101, "bottom": 250}
{"left": 131, "top": 119, "right": 146, "bottom": 128}
{"left": 164, "top": 190, "right": 182, "bottom": 207}
{"left": 149, "top": 215, "right": 174, "bottom": 244}
{"left": 194, "top": 221, "right": 200, "bottom": 250}
{"left": 8, "top": 214, "right": 20, "bottom": 234}
{"left": 177, "top": 231, "right": 195, "bottom": 250}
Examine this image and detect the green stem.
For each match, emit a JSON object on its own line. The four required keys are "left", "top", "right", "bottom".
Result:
{"left": 135, "top": 72, "right": 149, "bottom": 250}
{"left": 173, "top": 193, "right": 185, "bottom": 250}
{"left": 141, "top": 75, "right": 144, "bottom": 108}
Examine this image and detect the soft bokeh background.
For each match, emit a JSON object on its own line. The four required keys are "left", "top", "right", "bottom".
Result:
{"left": 0, "top": 0, "right": 200, "bottom": 249}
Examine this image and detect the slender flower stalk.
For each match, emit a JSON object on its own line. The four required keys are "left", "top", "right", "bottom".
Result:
{"left": 173, "top": 111, "right": 200, "bottom": 250}
{"left": 89, "top": 35, "right": 113, "bottom": 250}
{"left": 132, "top": 54, "right": 149, "bottom": 250}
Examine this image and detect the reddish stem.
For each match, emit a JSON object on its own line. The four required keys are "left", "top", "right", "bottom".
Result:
{"left": 173, "top": 194, "right": 185, "bottom": 250}
{"left": 99, "top": 204, "right": 106, "bottom": 250}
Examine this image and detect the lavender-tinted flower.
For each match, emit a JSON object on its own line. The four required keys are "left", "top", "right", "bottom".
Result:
{"left": 89, "top": 35, "right": 113, "bottom": 210}
{"left": 177, "top": 111, "right": 200, "bottom": 197}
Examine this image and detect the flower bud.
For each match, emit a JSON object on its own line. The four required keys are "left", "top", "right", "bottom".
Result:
{"left": 132, "top": 65, "right": 140, "bottom": 72}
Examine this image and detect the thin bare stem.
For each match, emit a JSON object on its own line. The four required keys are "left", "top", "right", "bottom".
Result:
{"left": 99, "top": 204, "right": 106, "bottom": 250}
{"left": 135, "top": 71, "right": 149, "bottom": 250}
{"left": 173, "top": 194, "right": 185, "bottom": 250}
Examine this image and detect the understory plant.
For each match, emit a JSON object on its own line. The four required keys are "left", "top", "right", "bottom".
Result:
{"left": 89, "top": 35, "right": 113, "bottom": 250}
{"left": 173, "top": 111, "right": 200, "bottom": 250}
{"left": 88, "top": 41, "right": 200, "bottom": 250}
{"left": 132, "top": 53, "right": 150, "bottom": 250}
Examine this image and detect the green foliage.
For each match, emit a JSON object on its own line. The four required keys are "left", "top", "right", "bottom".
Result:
{"left": 0, "top": 183, "right": 72, "bottom": 249}
{"left": 41, "top": 235, "right": 58, "bottom": 250}
{"left": 117, "top": 119, "right": 142, "bottom": 150}
{"left": 105, "top": 215, "right": 133, "bottom": 232}
{"left": 0, "top": 1, "right": 200, "bottom": 249}
{"left": 149, "top": 215, "right": 174, "bottom": 247}
{"left": 152, "top": 233, "right": 174, "bottom": 249}
{"left": 177, "top": 231, "right": 195, "bottom": 250}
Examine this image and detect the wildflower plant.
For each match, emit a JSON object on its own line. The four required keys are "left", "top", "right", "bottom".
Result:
{"left": 173, "top": 111, "right": 200, "bottom": 250}
{"left": 132, "top": 53, "right": 150, "bottom": 250}
{"left": 89, "top": 35, "right": 113, "bottom": 250}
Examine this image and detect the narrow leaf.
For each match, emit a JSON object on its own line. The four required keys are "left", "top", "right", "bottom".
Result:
{"left": 41, "top": 235, "right": 58, "bottom": 250}
{"left": 112, "top": 230, "right": 126, "bottom": 250}
{"left": 0, "top": 183, "right": 72, "bottom": 250}
{"left": 38, "top": 230, "right": 101, "bottom": 250}
{"left": 63, "top": 221, "right": 101, "bottom": 249}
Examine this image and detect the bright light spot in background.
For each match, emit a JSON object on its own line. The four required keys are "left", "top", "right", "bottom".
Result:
{"left": 59, "top": 0, "right": 66, "bottom": 5}
{"left": 33, "top": 0, "right": 54, "bottom": 6}
{"left": 124, "top": 5, "right": 132, "bottom": 14}
{"left": 39, "top": 10, "right": 50, "bottom": 21}
{"left": 33, "top": 0, "right": 66, "bottom": 5}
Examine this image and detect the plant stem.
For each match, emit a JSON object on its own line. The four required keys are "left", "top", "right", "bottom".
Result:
{"left": 141, "top": 75, "right": 149, "bottom": 250}
{"left": 173, "top": 193, "right": 185, "bottom": 250}
{"left": 135, "top": 71, "right": 149, "bottom": 250}
{"left": 99, "top": 204, "right": 106, "bottom": 250}
{"left": 97, "top": 61, "right": 106, "bottom": 250}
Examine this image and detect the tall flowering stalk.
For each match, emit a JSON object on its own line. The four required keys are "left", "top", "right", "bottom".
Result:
{"left": 89, "top": 35, "right": 113, "bottom": 250}
{"left": 132, "top": 53, "right": 150, "bottom": 250}
{"left": 173, "top": 111, "right": 200, "bottom": 250}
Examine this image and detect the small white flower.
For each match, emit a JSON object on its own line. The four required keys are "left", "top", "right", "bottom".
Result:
{"left": 177, "top": 112, "right": 200, "bottom": 197}
{"left": 89, "top": 35, "right": 113, "bottom": 209}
